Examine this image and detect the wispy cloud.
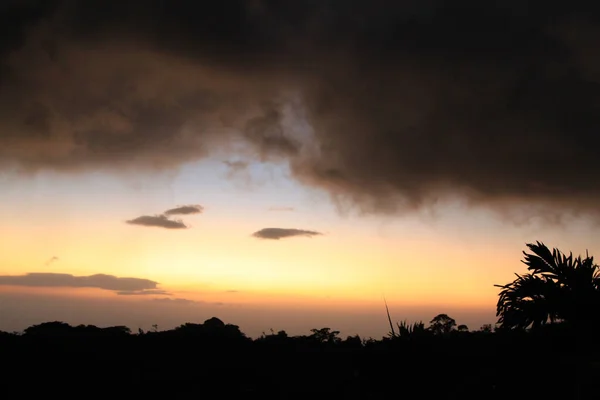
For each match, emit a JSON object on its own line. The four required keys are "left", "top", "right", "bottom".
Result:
{"left": 223, "top": 160, "right": 249, "bottom": 173}
{"left": 163, "top": 205, "right": 203, "bottom": 216}
{"left": 268, "top": 206, "right": 295, "bottom": 212}
{"left": 151, "top": 297, "right": 197, "bottom": 305}
{"left": 151, "top": 297, "right": 224, "bottom": 306}
{"left": 126, "top": 215, "right": 188, "bottom": 229}
{"left": 116, "top": 289, "right": 172, "bottom": 296}
{"left": 0, "top": 273, "right": 165, "bottom": 295}
{"left": 252, "top": 228, "right": 323, "bottom": 240}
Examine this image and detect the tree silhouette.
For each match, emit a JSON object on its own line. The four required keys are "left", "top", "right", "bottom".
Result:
{"left": 495, "top": 241, "right": 600, "bottom": 330}
{"left": 428, "top": 314, "right": 456, "bottom": 335}
{"left": 24, "top": 321, "right": 72, "bottom": 336}
{"left": 174, "top": 318, "right": 247, "bottom": 340}
{"left": 309, "top": 327, "right": 341, "bottom": 343}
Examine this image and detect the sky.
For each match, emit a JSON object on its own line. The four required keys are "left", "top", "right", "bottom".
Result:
{"left": 1, "top": 0, "right": 600, "bottom": 338}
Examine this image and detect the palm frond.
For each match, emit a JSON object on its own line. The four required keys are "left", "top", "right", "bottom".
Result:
{"left": 495, "top": 241, "right": 600, "bottom": 330}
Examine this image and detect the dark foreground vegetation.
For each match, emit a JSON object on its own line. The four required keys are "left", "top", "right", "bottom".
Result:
{"left": 2, "top": 242, "right": 600, "bottom": 399}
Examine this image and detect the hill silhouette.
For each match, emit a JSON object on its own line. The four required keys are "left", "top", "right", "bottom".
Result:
{"left": 2, "top": 316, "right": 598, "bottom": 398}
{"left": 2, "top": 242, "right": 600, "bottom": 398}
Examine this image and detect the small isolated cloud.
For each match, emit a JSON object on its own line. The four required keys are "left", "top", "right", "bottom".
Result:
{"left": 126, "top": 215, "right": 187, "bottom": 229}
{"left": 252, "top": 228, "right": 323, "bottom": 240}
{"left": 44, "top": 256, "right": 59, "bottom": 266}
{"left": 163, "top": 205, "right": 203, "bottom": 216}
{"left": 268, "top": 206, "right": 295, "bottom": 212}
{"left": 0, "top": 273, "right": 164, "bottom": 295}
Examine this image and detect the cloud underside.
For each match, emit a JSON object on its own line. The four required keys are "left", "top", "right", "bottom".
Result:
{"left": 252, "top": 228, "right": 322, "bottom": 240}
{"left": 0, "top": 273, "right": 170, "bottom": 295}
{"left": 126, "top": 215, "right": 187, "bottom": 229}
{"left": 3, "top": 1, "right": 600, "bottom": 220}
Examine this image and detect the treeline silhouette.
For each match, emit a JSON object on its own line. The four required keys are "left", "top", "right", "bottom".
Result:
{"left": 2, "top": 242, "right": 599, "bottom": 399}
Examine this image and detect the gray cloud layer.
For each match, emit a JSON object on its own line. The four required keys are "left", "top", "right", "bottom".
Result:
{"left": 0, "top": 272, "right": 165, "bottom": 295}
{"left": 3, "top": 1, "right": 600, "bottom": 220}
{"left": 126, "top": 215, "right": 188, "bottom": 229}
{"left": 252, "top": 228, "right": 322, "bottom": 240}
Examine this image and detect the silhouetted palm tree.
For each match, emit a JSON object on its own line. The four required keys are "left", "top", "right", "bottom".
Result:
{"left": 495, "top": 241, "right": 600, "bottom": 330}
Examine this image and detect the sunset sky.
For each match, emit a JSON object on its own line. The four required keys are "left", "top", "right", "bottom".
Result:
{"left": 1, "top": 0, "right": 600, "bottom": 338}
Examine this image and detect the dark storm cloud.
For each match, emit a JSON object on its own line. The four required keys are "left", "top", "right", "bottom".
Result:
{"left": 3, "top": 1, "right": 600, "bottom": 219}
{"left": 163, "top": 205, "right": 203, "bottom": 216}
{"left": 252, "top": 228, "right": 322, "bottom": 240}
{"left": 0, "top": 272, "right": 163, "bottom": 294}
{"left": 126, "top": 215, "right": 188, "bottom": 229}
